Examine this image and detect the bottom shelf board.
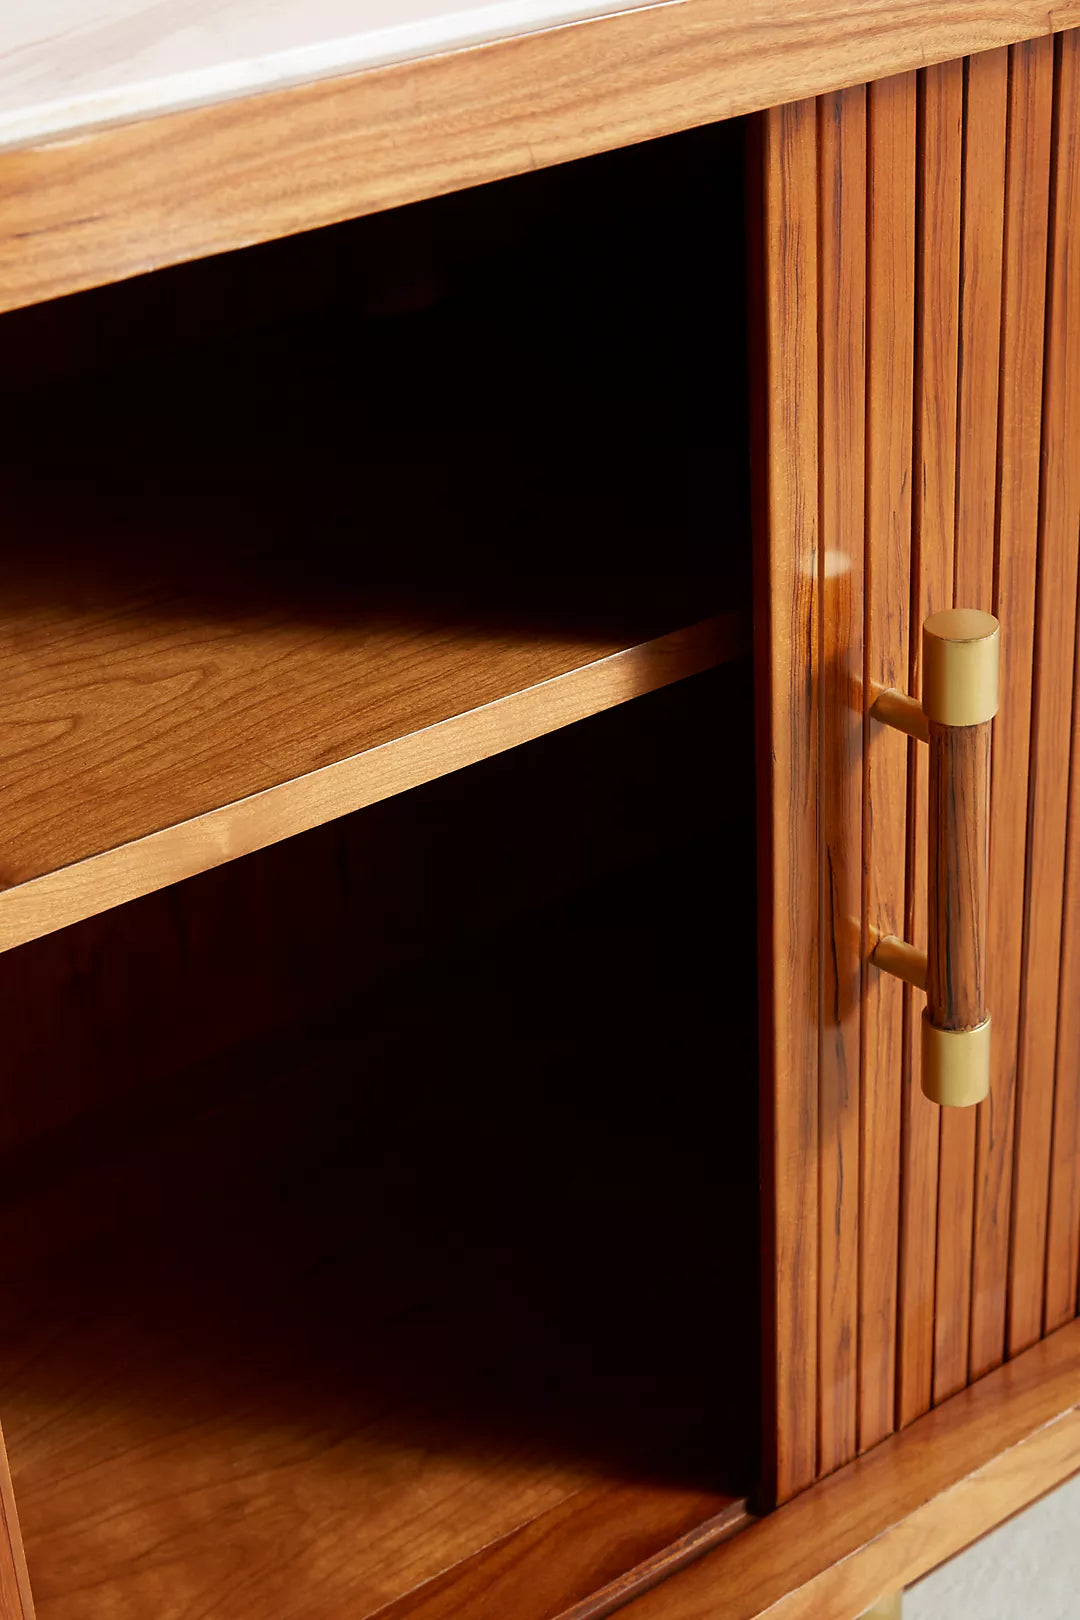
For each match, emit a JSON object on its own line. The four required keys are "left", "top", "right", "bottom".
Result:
{"left": 0, "top": 859, "right": 758, "bottom": 1619}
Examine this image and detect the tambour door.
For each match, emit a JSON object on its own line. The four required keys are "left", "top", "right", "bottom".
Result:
{"left": 755, "top": 32, "right": 1080, "bottom": 1506}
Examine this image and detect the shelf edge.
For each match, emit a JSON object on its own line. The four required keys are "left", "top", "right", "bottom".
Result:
{"left": 0, "top": 611, "right": 747, "bottom": 954}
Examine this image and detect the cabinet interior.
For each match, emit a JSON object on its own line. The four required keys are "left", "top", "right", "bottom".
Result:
{"left": 0, "top": 112, "right": 760, "bottom": 1619}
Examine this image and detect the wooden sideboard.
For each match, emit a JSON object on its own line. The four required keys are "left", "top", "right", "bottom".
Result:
{"left": 2, "top": 5, "right": 1080, "bottom": 1617}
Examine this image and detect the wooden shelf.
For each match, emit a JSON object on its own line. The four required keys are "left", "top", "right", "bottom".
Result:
{"left": 0, "top": 161, "right": 751, "bottom": 951}
{"left": 0, "top": 550, "right": 741, "bottom": 951}
{"left": 0, "top": 853, "right": 759, "bottom": 1619}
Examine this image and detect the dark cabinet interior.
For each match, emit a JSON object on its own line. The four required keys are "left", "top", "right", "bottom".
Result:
{"left": 0, "top": 112, "right": 761, "bottom": 1619}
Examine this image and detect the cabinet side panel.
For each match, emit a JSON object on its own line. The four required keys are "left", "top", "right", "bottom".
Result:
{"left": 816, "top": 84, "right": 867, "bottom": 1478}
{"left": 860, "top": 69, "right": 916, "bottom": 1455}
{"left": 754, "top": 97, "right": 820, "bottom": 1503}
{"left": 970, "top": 35, "right": 1053, "bottom": 1378}
{"left": 1009, "top": 28, "right": 1080, "bottom": 1357}
{"left": 898, "top": 56, "right": 961, "bottom": 1429}
{"left": 933, "top": 44, "right": 1009, "bottom": 1407}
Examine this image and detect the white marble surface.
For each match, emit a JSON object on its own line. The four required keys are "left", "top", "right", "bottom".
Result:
{"left": 0, "top": 0, "right": 666, "bottom": 152}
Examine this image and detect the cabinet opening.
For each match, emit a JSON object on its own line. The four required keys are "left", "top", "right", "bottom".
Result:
{"left": 0, "top": 663, "right": 760, "bottom": 1620}
{"left": 0, "top": 111, "right": 760, "bottom": 1618}
{"left": 0, "top": 112, "right": 752, "bottom": 951}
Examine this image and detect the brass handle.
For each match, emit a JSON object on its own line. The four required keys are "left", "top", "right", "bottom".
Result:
{"left": 871, "top": 609, "right": 1000, "bottom": 1108}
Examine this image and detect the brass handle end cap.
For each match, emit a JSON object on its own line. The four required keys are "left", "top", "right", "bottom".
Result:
{"left": 921, "top": 1011, "right": 991, "bottom": 1108}
{"left": 922, "top": 609, "right": 1000, "bottom": 726}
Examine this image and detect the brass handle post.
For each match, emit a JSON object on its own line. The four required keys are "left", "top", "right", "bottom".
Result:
{"left": 870, "top": 608, "right": 1000, "bottom": 1108}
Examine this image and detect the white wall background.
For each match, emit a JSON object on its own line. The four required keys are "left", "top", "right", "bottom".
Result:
{"left": 904, "top": 1469, "right": 1080, "bottom": 1619}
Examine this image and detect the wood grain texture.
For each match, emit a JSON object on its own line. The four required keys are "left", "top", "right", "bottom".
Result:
{"left": 932, "top": 44, "right": 1008, "bottom": 1409}
{"left": 815, "top": 84, "right": 866, "bottom": 1480}
{"left": 324, "top": 1489, "right": 751, "bottom": 1620}
{"left": 2, "top": 4, "right": 1080, "bottom": 315}
{"left": 0, "top": 1428, "right": 33, "bottom": 1620}
{"left": 970, "top": 32, "right": 1054, "bottom": 1380}
{"left": 926, "top": 721, "right": 992, "bottom": 1032}
{"left": 770, "top": 30, "right": 1080, "bottom": 1480}
{"left": 754, "top": 94, "right": 820, "bottom": 1504}
{"left": 613, "top": 1315, "right": 1080, "bottom": 1620}
{"left": 1044, "top": 34, "right": 1080, "bottom": 1330}
{"left": 0, "top": 590, "right": 742, "bottom": 954}
{"left": 553, "top": 1503, "right": 752, "bottom": 1620}
{"left": 375, "top": 1490, "right": 757, "bottom": 1620}
{"left": 896, "top": 56, "right": 962, "bottom": 1430}
{"left": 953, "top": 47, "right": 1009, "bottom": 618}
{"left": 860, "top": 69, "right": 916, "bottom": 1456}
{"left": 1009, "top": 26, "right": 1080, "bottom": 1358}
{"left": 1045, "top": 601, "right": 1080, "bottom": 1332}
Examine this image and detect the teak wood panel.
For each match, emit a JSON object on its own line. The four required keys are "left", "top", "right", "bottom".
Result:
{"left": 754, "top": 93, "right": 820, "bottom": 1506}
{"left": 376, "top": 1495, "right": 751, "bottom": 1620}
{"left": 932, "top": 46, "right": 1008, "bottom": 1408}
{"left": 970, "top": 32, "right": 1053, "bottom": 1382}
{"left": 759, "top": 30, "right": 1080, "bottom": 1499}
{"left": 898, "top": 54, "right": 960, "bottom": 1429}
{"left": 1010, "top": 26, "right": 1080, "bottom": 1358}
{"left": 2, "top": 5, "right": 1080, "bottom": 315}
{"left": 0, "top": 594, "right": 742, "bottom": 953}
{"left": 861, "top": 69, "right": 915, "bottom": 1458}
{"left": 0, "top": 1427, "right": 32, "bottom": 1620}
{"left": 816, "top": 82, "right": 866, "bottom": 1480}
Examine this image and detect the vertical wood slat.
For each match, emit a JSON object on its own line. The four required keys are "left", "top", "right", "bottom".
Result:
{"left": 1045, "top": 603, "right": 1080, "bottom": 1332}
{"left": 897, "top": 56, "right": 961, "bottom": 1430}
{"left": 860, "top": 70, "right": 916, "bottom": 1456}
{"left": 1033, "top": 29, "right": 1080, "bottom": 1342}
{"left": 970, "top": 35, "right": 1054, "bottom": 1379}
{"left": 817, "top": 84, "right": 867, "bottom": 1479}
{"left": 0, "top": 1424, "right": 33, "bottom": 1620}
{"left": 1045, "top": 612, "right": 1080, "bottom": 1332}
{"left": 756, "top": 96, "right": 820, "bottom": 1503}
{"left": 933, "top": 45, "right": 1009, "bottom": 1407}
{"left": 1009, "top": 28, "right": 1080, "bottom": 1358}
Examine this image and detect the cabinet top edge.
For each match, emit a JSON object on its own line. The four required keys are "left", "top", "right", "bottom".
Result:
{"left": 1, "top": 2, "right": 1076, "bottom": 314}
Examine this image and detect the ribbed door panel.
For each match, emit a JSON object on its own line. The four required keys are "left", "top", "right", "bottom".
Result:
{"left": 757, "top": 31, "right": 1080, "bottom": 1504}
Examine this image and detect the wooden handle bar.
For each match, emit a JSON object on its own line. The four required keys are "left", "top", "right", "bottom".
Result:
{"left": 920, "top": 609, "right": 999, "bottom": 1107}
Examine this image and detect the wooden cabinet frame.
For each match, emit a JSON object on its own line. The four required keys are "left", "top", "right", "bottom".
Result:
{"left": 4, "top": 6, "right": 1080, "bottom": 1616}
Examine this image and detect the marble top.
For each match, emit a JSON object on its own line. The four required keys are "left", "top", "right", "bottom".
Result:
{"left": 0, "top": 0, "right": 664, "bottom": 151}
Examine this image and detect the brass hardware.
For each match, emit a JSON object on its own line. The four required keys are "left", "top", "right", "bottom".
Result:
{"left": 870, "top": 935, "right": 927, "bottom": 991}
{"left": 869, "top": 688, "right": 930, "bottom": 744}
{"left": 922, "top": 1013, "right": 992, "bottom": 1108}
{"left": 870, "top": 610, "right": 1000, "bottom": 1108}
{"left": 922, "top": 608, "right": 1000, "bottom": 727}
